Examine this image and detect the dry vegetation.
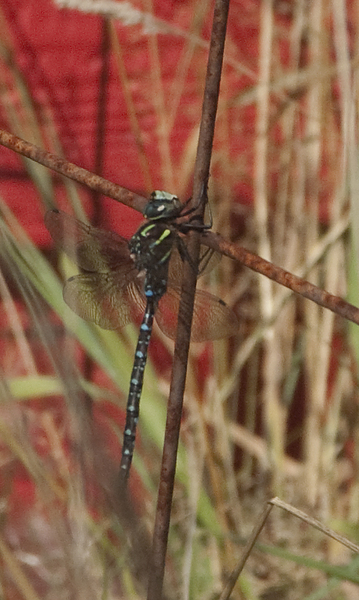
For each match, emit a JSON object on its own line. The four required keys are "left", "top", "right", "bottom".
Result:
{"left": 1, "top": 0, "right": 359, "bottom": 599}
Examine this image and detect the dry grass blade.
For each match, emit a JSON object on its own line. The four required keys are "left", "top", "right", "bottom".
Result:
{"left": 219, "top": 497, "right": 359, "bottom": 600}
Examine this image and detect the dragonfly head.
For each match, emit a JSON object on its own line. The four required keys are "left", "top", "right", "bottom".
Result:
{"left": 144, "top": 190, "right": 181, "bottom": 221}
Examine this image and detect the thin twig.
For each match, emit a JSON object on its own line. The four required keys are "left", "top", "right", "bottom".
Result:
{"left": 147, "top": 1, "right": 230, "bottom": 599}
{"left": 269, "top": 497, "right": 359, "bottom": 554}
{"left": 218, "top": 496, "right": 359, "bottom": 600}
{"left": 204, "top": 230, "right": 359, "bottom": 326}
{"left": 218, "top": 503, "right": 274, "bottom": 600}
{"left": 0, "top": 128, "right": 146, "bottom": 213}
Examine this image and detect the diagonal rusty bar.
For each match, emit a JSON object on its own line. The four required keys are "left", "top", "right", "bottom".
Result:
{"left": 0, "top": 128, "right": 357, "bottom": 325}
{"left": 0, "top": 128, "right": 146, "bottom": 213}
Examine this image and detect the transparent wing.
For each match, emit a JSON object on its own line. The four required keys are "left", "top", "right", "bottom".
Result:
{"left": 45, "top": 209, "right": 133, "bottom": 273}
{"left": 155, "top": 287, "right": 238, "bottom": 342}
{"left": 63, "top": 273, "right": 146, "bottom": 330}
{"left": 167, "top": 244, "right": 221, "bottom": 284}
{"left": 46, "top": 209, "right": 235, "bottom": 339}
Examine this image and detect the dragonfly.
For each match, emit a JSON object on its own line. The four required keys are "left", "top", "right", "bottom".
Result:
{"left": 45, "top": 191, "right": 238, "bottom": 482}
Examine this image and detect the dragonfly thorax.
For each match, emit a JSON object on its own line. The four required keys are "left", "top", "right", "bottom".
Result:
{"left": 129, "top": 221, "right": 176, "bottom": 301}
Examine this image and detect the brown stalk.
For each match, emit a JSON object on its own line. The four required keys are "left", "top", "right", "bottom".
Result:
{"left": 147, "top": 1, "right": 230, "bottom": 599}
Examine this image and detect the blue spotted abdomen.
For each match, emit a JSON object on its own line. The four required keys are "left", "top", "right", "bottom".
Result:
{"left": 120, "top": 298, "right": 155, "bottom": 479}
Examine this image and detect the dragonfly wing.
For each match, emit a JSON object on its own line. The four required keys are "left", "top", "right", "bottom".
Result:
{"left": 156, "top": 287, "right": 238, "bottom": 342}
{"left": 197, "top": 247, "right": 221, "bottom": 275}
{"left": 191, "top": 289, "right": 238, "bottom": 340}
{"left": 45, "top": 209, "right": 133, "bottom": 273}
{"left": 167, "top": 245, "right": 221, "bottom": 285}
{"left": 63, "top": 273, "right": 145, "bottom": 330}
{"left": 167, "top": 247, "right": 184, "bottom": 284}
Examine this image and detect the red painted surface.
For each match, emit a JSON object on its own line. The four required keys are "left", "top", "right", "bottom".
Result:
{"left": 0, "top": 5, "right": 349, "bottom": 593}
{"left": 0, "top": 0, "right": 266, "bottom": 243}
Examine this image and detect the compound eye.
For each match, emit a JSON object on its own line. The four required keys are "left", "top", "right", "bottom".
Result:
{"left": 144, "top": 190, "right": 181, "bottom": 219}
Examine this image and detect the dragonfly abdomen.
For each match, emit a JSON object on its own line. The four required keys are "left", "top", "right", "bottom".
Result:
{"left": 120, "top": 297, "right": 156, "bottom": 480}
{"left": 120, "top": 220, "right": 177, "bottom": 480}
